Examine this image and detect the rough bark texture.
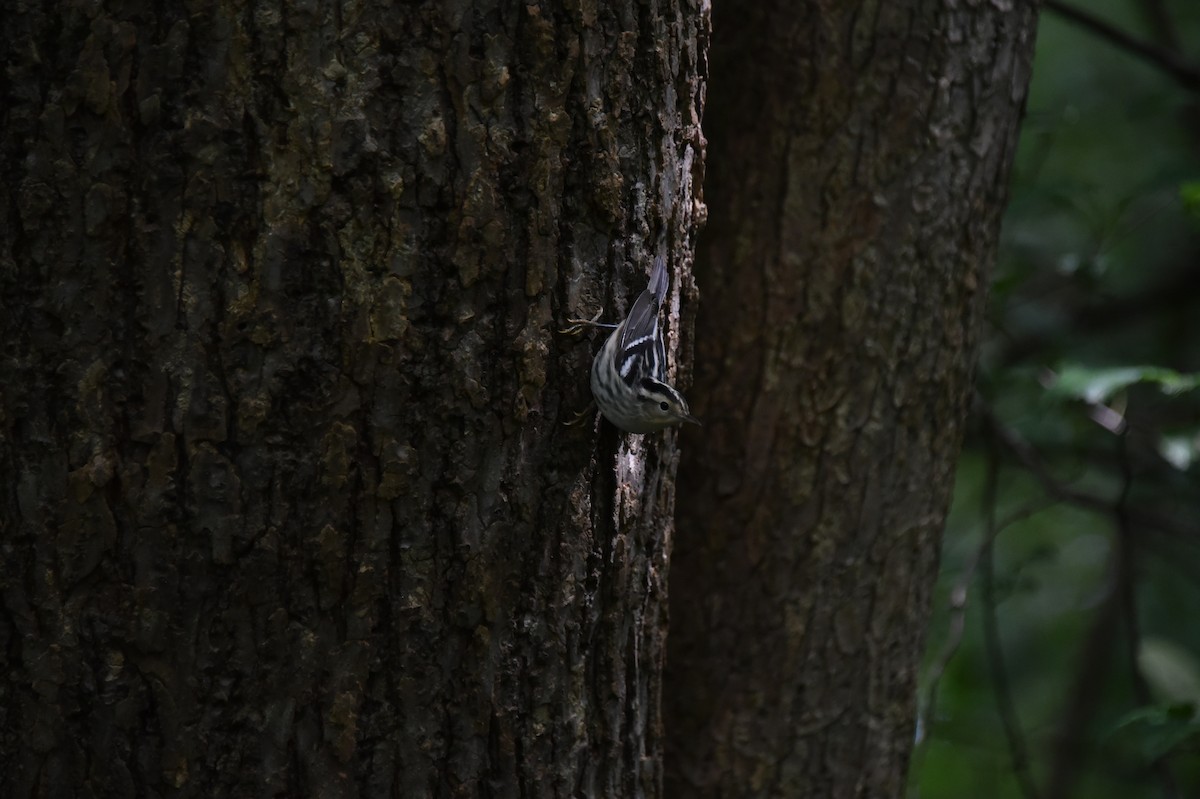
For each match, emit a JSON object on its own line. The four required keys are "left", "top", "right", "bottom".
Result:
{"left": 664, "top": 2, "right": 1038, "bottom": 796}
{"left": 0, "top": 2, "right": 706, "bottom": 797}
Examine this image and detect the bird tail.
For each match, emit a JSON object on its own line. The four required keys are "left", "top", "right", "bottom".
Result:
{"left": 619, "top": 257, "right": 670, "bottom": 351}
{"left": 648, "top": 256, "right": 669, "bottom": 305}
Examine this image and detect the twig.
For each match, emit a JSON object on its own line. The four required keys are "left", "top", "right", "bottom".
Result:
{"left": 975, "top": 401, "right": 1193, "bottom": 542}
{"left": 996, "top": 268, "right": 1200, "bottom": 371}
{"left": 1044, "top": 1, "right": 1200, "bottom": 92}
{"left": 975, "top": 400, "right": 1191, "bottom": 796}
{"left": 919, "top": 497, "right": 1054, "bottom": 745}
{"left": 973, "top": 395, "right": 1118, "bottom": 797}
{"left": 1045, "top": 555, "right": 1122, "bottom": 798}
{"left": 1135, "top": 0, "right": 1181, "bottom": 55}
{"left": 979, "top": 437, "right": 1044, "bottom": 799}
{"left": 1113, "top": 432, "right": 1181, "bottom": 799}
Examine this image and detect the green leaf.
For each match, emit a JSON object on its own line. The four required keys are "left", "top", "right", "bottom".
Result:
{"left": 1159, "top": 433, "right": 1200, "bottom": 471}
{"left": 1051, "top": 364, "right": 1200, "bottom": 404}
{"left": 1181, "top": 181, "right": 1200, "bottom": 220}
{"left": 1104, "top": 640, "right": 1200, "bottom": 763}
{"left": 1107, "top": 703, "right": 1200, "bottom": 763}
{"left": 1140, "top": 638, "right": 1200, "bottom": 706}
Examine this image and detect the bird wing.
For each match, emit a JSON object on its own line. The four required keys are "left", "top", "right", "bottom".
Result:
{"left": 616, "top": 257, "right": 670, "bottom": 384}
{"left": 620, "top": 257, "right": 668, "bottom": 351}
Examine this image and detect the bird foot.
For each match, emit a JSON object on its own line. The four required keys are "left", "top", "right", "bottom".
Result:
{"left": 559, "top": 309, "right": 617, "bottom": 335}
{"left": 563, "top": 402, "right": 597, "bottom": 427}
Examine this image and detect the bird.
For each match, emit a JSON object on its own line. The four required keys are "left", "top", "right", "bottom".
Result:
{"left": 563, "top": 257, "right": 699, "bottom": 433}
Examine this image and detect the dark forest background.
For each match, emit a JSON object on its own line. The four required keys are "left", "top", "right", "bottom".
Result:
{"left": 913, "top": 2, "right": 1200, "bottom": 797}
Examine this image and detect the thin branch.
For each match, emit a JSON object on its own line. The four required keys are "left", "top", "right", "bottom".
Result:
{"left": 1044, "top": 0, "right": 1200, "bottom": 92}
{"left": 1113, "top": 432, "right": 1181, "bottom": 799}
{"left": 994, "top": 267, "right": 1200, "bottom": 370}
{"left": 1046, "top": 554, "right": 1122, "bottom": 798}
{"left": 975, "top": 401, "right": 1194, "bottom": 542}
{"left": 1135, "top": 0, "right": 1181, "bottom": 53}
{"left": 973, "top": 398, "right": 1116, "bottom": 799}
{"left": 920, "top": 497, "right": 1055, "bottom": 746}
{"left": 979, "top": 439, "right": 1044, "bottom": 799}
{"left": 1115, "top": 432, "right": 1149, "bottom": 707}
{"left": 975, "top": 399, "right": 1192, "bottom": 796}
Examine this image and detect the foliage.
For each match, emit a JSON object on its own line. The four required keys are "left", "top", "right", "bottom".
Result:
{"left": 913, "top": 2, "right": 1200, "bottom": 797}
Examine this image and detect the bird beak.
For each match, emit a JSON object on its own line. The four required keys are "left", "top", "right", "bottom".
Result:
{"left": 683, "top": 413, "right": 701, "bottom": 426}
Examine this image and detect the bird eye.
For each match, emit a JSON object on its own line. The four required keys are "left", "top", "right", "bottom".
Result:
{"left": 659, "top": 401, "right": 669, "bottom": 411}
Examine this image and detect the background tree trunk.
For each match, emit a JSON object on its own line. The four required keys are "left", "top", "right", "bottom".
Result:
{"left": 0, "top": 2, "right": 706, "bottom": 796}
{"left": 664, "top": 2, "right": 1039, "bottom": 796}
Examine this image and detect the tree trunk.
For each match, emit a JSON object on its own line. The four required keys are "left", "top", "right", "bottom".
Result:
{"left": 664, "top": 2, "right": 1038, "bottom": 796}
{"left": 0, "top": 2, "right": 706, "bottom": 797}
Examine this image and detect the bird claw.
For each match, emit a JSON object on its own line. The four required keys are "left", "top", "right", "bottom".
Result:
{"left": 563, "top": 402, "right": 597, "bottom": 427}
{"left": 559, "top": 309, "right": 616, "bottom": 335}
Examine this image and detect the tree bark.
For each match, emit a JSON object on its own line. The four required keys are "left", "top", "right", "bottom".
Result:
{"left": 0, "top": 2, "right": 706, "bottom": 797}
{"left": 664, "top": 2, "right": 1038, "bottom": 796}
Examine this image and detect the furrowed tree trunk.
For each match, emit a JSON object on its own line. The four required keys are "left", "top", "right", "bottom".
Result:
{"left": 664, "top": 2, "right": 1038, "bottom": 796}
{"left": 0, "top": 2, "right": 707, "bottom": 796}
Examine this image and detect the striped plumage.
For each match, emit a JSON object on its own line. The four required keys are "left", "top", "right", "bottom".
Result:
{"left": 589, "top": 258, "right": 699, "bottom": 433}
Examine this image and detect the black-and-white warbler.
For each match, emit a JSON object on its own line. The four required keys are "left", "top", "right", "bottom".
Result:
{"left": 565, "top": 257, "right": 699, "bottom": 433}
